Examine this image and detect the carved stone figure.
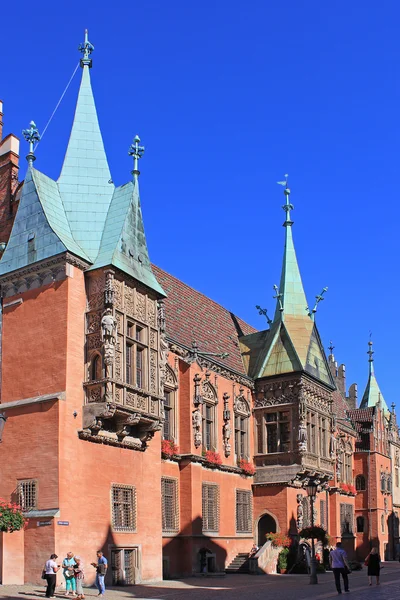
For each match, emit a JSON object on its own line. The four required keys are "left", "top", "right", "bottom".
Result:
{"left": 298, "top": 422, "right": 307, "bottom": 452}
{"left": 223, "top": 421, "right": 231, "bottom": 457}
{"left": 296, "top": 493, "right": 304, "bottom": 529}
{"left": 159, "top": 333, "right": 169, "bottom": 395}
{"left": 330, "top": 432, "right": 337, "bottom": 459}
{"left": 104, "top": 270, "right": 115, "bottom": 307}
{"left": 192, "top": 409, "right": 202, "bottom": 448}
{"left": 101, "top": 308, "right": 117, "bottom": 344}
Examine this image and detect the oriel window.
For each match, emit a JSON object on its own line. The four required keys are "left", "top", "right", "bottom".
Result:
{"left": 125, "top": 320, "right": 147, "bottom": 389}
{"left": 264, "top": 411, "right": 290, "bottom": 453}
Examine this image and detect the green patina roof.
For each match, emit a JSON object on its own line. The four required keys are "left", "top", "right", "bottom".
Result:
{"left": 90, "top": 180, "right": 165, "bottom": 296}
{"left": 57, "top": 64, "right": 114, "bottom": 262}
{"left": 360, "top": 358, "right": 389, "bottom": 411}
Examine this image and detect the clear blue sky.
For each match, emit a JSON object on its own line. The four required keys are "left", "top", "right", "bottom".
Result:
{"left": 2, "top": 1, "right": 399, "bottom": 408}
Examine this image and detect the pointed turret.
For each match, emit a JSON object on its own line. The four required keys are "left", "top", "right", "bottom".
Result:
{"left": 243, "top": 177, "right": 334, "bottom": 387}
{"left": 360, "top": 340, "right": 389, "bottom": 411}
{"left": 58, "top": 29, "right": 114, "bottom": 262}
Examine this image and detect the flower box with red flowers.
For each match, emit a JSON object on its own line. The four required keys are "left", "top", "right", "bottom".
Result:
{"left": 0, "top": 499, "right": 27, "bottom": 532}
{"left": 239, "top": 459, "right": 256, "bottom": 476}
{"left": 161, "top": 439, "right": 179, "bottom": 459}
{"left": 204, "top": 451, "right": 222, "bottom": 466}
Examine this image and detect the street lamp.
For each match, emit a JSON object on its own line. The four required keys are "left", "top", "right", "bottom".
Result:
{"left": 306, "top": 482, "right": 318, "bottom": 585}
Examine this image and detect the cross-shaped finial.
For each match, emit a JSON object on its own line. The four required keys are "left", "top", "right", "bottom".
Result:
{"left": 256, "top": 305, "right": 273, "bottom": 325}
{"left": 277, "top": 173, "right": 293, "bottom": 224}
{"left": 128, "top": 135, "right": 145, "bottom": 180}
{"left": 22, "top": 121, "right": 41, "bottom": 166}
{"left": 307, "top": 286, "right": 328, "bottom": 318}
{"left": 79, "top": 29, "right": 94, "bottom": 67}
{"left": 391, "top": 402, "right": 396, "bottom": 414}
{"left": 273, "top": 284, "right": 284, "bottom": 314}
{"left": 328, "top": 341, "right": 335, "bottom": 355}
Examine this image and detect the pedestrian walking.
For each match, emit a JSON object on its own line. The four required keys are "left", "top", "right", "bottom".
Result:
{"left": 44, "top": 554, "right": 60, "bottom": 598}
{"left": 91, "top": 550, "right": 108, "bottom": 597}
{"left": 365, "top": 547, "right": 381, "bottom": 585}
{"left": 62, "top": 552, "right": 77, "bottom": 597}
{"left": 329, "top": 542, "right": 351, "bottom": 594}
{"left": 74, "top": 557, "right": 85, "bottom": 599}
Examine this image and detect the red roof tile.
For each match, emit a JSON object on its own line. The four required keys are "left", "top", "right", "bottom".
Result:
{"left": 152, "top": 265, "right": 257, "bottom": 376}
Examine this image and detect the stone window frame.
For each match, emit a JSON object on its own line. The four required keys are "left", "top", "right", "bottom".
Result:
{"left": 161, "top": 477, "right": 179, "bottom": 533}
{"left": 307, "top": 410, "right": 317, "bottom": 454}
{"left": 202, "top": 482, "right": 219, "bottom": 533}
{"left": 381, "top": 513, "right": 385, "bottom": 533}
{"left": 340, "top": 502, "right": 354, "bottom": 535}
{"left": 261, "top": 408, "right": 291, "bottom": 454}
{"left": 236, "top": 489, "right": 252, "bottom": 534}
{"left": 201, "top": 382, "right": 218, "bottom": 452}
{"left": 234, "top": 397, "right": 250, "bottom": 461}
{"left": 162, "top": 365, "right": 179, "bottom": 443}
{"left": 110, "top": 546, "right": 140, "bottom": 585}
{"left": 89, "top": 351, "right": 103, "bottom": 381}
{"left": 356, "top": 515, "right": 365, "bottom": 533}
{"left": 17, "top": 479, "right": 38, "bottom": 511}
{"left": 111, "top": 484, "right": 137, "bottom": 532}
{"left": 355, "top": 474, "right": 366, "bottom": 491}
{"left": 125, "top": 319, "right": 148, "bottom": 390}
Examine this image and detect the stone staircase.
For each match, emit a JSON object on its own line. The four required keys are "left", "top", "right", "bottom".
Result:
{"left": 225, "top": 552, "right": 251, "bottom": 574}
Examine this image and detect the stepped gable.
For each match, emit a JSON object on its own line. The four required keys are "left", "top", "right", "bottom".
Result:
{"left": 152, "top": 264, "right": 256, "bottom": 376}
{"left": 332, "top": 388, "right": 350, "bottom": 420}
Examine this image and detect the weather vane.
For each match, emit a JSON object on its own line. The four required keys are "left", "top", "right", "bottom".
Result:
{"left": 277, "top": 173, "right": 293, "bottom": 223}
{"left": 79, "top": 29, "right": 94, "bottom": 67}
{"left": 128, "top": 135, "right": 145, "bottom": 179}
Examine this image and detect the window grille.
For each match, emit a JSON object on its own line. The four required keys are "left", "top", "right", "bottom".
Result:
{"left": 236, "top": 489, "right": 252, "bottom": 533}
{"left": 111, "top": 548, "right": 139, "bottom": 585}
{"left": 161, "top": 478, "right": 179, "bottom": 532}
{"left": 17, "top": 479, "right": 38, "bottom": 511}
{"left": 112, "top": 485, "right": 136, "bottom": 531}
{"left": 340, "top": 503, "right": 354, "bottom": 534}
{"left": 202, "top": 483, "right": 219, "bottom": 532}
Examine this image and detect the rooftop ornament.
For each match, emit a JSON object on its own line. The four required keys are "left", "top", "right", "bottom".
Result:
{"left": 273, "top": 284, "right": 283, "bottom": 314}
{"left": 307, "top": 286, "right": 328, "bottom": 319}
{"left": 185, "top": 339, "right": 229, "bottom": 365}
{"left": 277, "top": 173, "right": 293, "bottom": 225}
{"left": 79, "top": 28, "right": 94, "bottom": 68}
{"left": 22, "top": 121, "right": 41, "bottom": 167}
{"left": 255, "top": 305, "right": 273, "bottom": 325}
{"left": 128, "top": 135, "right": 145, "bottom": 180}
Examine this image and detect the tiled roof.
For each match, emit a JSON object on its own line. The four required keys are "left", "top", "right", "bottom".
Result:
{"left": 347, "top": 407, "right": 375, "bottom": 423}
{"left": 332, "top": 389, "right": 350, "bottom": 420}
{"left": 152, "top": 265, "right": 256, "bottom": 376}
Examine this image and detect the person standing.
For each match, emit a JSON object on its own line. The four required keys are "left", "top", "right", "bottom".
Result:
{"left": 366, "top": 547, "right": 381, "bottom": 585}
{"left": 74, "top": 557, "right": 85, "bottom": 599}
{"left": 91, "top": 551, "right": 108, "bottom": 597}
{"left": 329, "top": 542, "right": 350, "bottom": 594}
{"left": 62, "top": 552, "right": 77, "bottom": 597}
{"left": 44, "top": 554, "right": 60, "bottom": 598}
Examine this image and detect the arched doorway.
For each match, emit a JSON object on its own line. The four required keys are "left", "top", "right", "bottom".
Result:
{"left": 258, "top": 513, "right": 277, "bottom": 547}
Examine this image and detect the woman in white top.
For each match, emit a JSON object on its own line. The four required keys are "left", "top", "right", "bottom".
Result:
{"left": 44, "top": 554, "right": 60, "bottom": 598}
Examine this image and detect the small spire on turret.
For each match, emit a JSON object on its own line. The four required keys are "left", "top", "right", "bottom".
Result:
{"left": 22, "top": 121, "right": 40, "bottom": 167}
{"left": 128, "top": 135, "right": 145, "bottom": 181}
{"left": 277, "top": 173, "right": 293, "bottom": 226}
{"left": 79, "top": 29, "right": 94, "bottom": 68}
{"left": 367, "top": 337, "right": 374, "bottom": 374}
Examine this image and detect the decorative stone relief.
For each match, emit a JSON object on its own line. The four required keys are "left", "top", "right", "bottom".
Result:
{"left": 104, "top": 269, "right": 115, "bottom": 307}
{"left": 158, "top": 301, "right": 168, "bottom": 396}
{"left": 222, "top": 392, "right": 231, "bottom": 457}
{"left": 192, "top": 408, "right": 202, "bottom": 448}
{"left": 113, "top": 278, "right": 123, "bottom": 310}
{"left": 150, "top": 349, "right": 157, "bottom": 394}
{"left": 87, "top": 334, "right": 102, "bottom": 351}
{"left": 124, "top": 284, "right": 134, "bottom": 316}
{"left": 87, "top": 311, "right": 101, "bottom": 334}
{"left": 148, "top": 298, "right": 156, "bottom": 327}
{"left": 193, "top": 373, "right": 202, "bottom": 407}
{"left": 296, "top": 493, "right": 304, "bottom": 529}
{"left": 136, "top": 291, "right": 146, "bottom": 322}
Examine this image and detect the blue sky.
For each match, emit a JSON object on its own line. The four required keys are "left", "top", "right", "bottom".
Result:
{"left": 2, "top": 1, "right": 399, "bottom": 407}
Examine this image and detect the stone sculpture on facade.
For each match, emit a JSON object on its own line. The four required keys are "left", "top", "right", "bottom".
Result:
{"left": 296, "top": 493, "right": 304, "bottom": 529}
{"left": 223, "top": 392, "right": 231, "bottom": 457}
{"left": 158, "top": 301, "right": 169, "bottom": 396}
{"left": 298, "top": 422, "right": 307, "bottom": 452}
{"left": 101, "top": 308, "right": 117, "bottom": 344}
{"left": 192, "top": 409, "right": 202, "bottom": 448}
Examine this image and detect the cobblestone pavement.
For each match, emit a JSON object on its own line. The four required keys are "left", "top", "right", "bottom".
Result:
{"left": 1, "top": 563, "right": 399, "bottom": 600}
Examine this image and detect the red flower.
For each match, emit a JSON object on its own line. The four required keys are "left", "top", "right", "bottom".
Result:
{"left": 205, "top": 451, "right": 222, "bottom": 465}
{"left": 161, "top": 439, "right": 179, "bottom": 458}
{"left": 239, "top": 459, "right": 256, "bottom": 476}
{"left": 266, "top": 532, "right": 291, "bottom": 547}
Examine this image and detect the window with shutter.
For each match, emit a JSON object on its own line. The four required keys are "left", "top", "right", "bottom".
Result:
{"left": 236, "top": 489, "right": 252, "bottom": 533}
{"left": 161, "top": 477, "right": 179, "bottom": 532}
{"left": 202, "top": 483, "right": 219, "bottom": 532}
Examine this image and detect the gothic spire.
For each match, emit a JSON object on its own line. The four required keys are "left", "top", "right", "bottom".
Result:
{"left": 360, "top": 338, "right": 389, "bottom": 411}
{"left": 58, "top": 29, "right": 114, "bottom": 262}
{"left": 273, "top": 175, "right": 309, "bottom": 322}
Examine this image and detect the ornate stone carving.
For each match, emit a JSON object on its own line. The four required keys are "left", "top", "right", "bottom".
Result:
{"left": 114, "top": 352, "right": 122, "bottom": 381}
{"left": 222, "top": 392, "right": 231, "bottom": 457}
{"left": 113, "top": 278, "right": 123, "bottom": 310}
{"left": 158, "top": 301, "right": 168, "bottom": 396}
{"left": 101, "top": 309, "right": 117, "bottom": 344}
{"left": 296, "top": 493, "right": 304, "bottom": 529}
{"left": 104, "top": 269, "right": 115, "bottom": 307}
{"left": 193, "top": 373, "right": 202, "bottom": 407}
{"left": 87, "top": 311, "right": 101, "bottom": 334}
{"left": 124, "top": 284, "right": 134, "bottom": 316}
{"left": 148, "top": 298, "right": 156, "bottom": 327}
{"left": 87, "top": 334, "right": 102, "bottom": 351}
{"left": 192, "top": 408, "right": 202, "bottom": 448}
{"left": 150, "top": 349, "right": 157, "bottom": 394}
{"left": 136, "top": 291, "right": 146, "bottom": 322}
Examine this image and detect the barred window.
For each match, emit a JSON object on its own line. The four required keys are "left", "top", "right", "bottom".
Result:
{"left": 356, "top": 475, "right": 366, "bottom": 491}
{"left": 340, "top": 503, "right": 354, "bottom": 534}
{"left": 202, "top": 483, "right": 219, "bottom": 532}
{"left": 236, "top": 489, "right": 252, "bottom": 533}
{"left": 112, "top": 485, "right": 136, "bottom": 531}
{"left": 161, "top": 478, "right": 179, "bottom": 532}
{"left": 17, "top": 479, "right": 38, "bottom": 511}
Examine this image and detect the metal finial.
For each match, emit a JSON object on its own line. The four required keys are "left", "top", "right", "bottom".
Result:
{"left": 328, "top": 341, "right": 335, "bottom": 355}
{"left": 128, "top": 135, "right": 145, "bottom": 180}
{"left": 79, "top": 29, "right": 94, "bottom": 68}
{"left": 22, "top": 121, "right": 41, "bottom": 166}
{"left": 367, "top": 338, "right": 374, "bottom": 362}
{"left": 391, "top": 402, "right": 396, "bottom": 414}
{"left": 307, "top": 286, "right": 328, "bottom": 318}
{"left": 256, "top": 305, "right": 273, "bottom": 325}
{"left": 277, "top": 173, "right": 293, "bottom": 225}
{"left": 273, "top": 284, "right": 284, "bottom": 314}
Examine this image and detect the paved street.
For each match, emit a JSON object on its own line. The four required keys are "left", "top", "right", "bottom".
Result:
{"left": 1, "top": 563, "right": 399, "bottom": 600}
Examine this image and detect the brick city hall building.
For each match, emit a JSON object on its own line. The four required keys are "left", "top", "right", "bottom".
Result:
{"left": 0, "top": 35, "right": 399, "bottom": 585}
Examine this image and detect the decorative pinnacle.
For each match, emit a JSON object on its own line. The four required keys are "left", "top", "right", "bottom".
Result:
{"left": 367, "top": 339, "right": 374, "bottom": 362}
{"left": 22, "top": 121, "right": 41, "bottom": 166}
{"left": 328, "top": 341, "right": 335, "bottom": 355}
{"left": 79, "top": 29, "right": 94, "bottom": 68}
{"left": 256, "top": 305, "right": 273, "bottom": 325}
{"left": 277, "top": 173, "right": 293, "bottom": 225}
{"left": 187, "top": 338, "right": 229, "bottom": 364}
{"left": 128, "top": 135, "right": 145, "bottom": 179}
{"left": 307, "top": 286, "right": 328, "bottom": 318}
{"left": 273, "top": 284, "right": 284, "bottom": 314}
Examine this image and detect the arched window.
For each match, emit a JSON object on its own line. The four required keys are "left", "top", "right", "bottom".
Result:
{"left": 234, "top": 394, "right": 250, "bottom": 460}
{"left": 163, "top": 365, "right": 178, "bottom": 441}
{"left": 381, "top": 514, "right": 385, "bottom": 533}
{"left": 90, "top": 353, "right": 102, "bottom": 381}
{"left": 356, "top": 475, "right": 366, "bottom": 491}
{"left": 201, "top": 380, "right": 218, "bottom": 451}
{"left": 356, "top": 516, "right": 365, "bottom": 533}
